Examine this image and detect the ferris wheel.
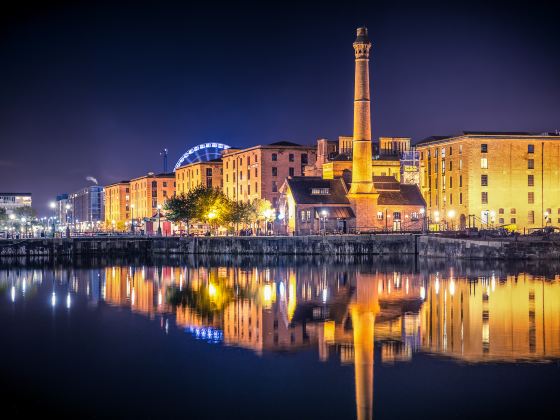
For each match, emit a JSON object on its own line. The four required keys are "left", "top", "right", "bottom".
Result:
{"left": 174, "top": 142, "right": 231, "bottom": 171}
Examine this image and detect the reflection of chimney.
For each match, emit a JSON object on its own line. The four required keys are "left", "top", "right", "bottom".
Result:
{"left": 351, "top": 273, "right": 379, "bottom": 420}
{"left": 349, "top": 27, "right": 374, "bottom": 194}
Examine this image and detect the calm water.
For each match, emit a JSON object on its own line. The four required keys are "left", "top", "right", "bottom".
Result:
{"left": 1, "top": 255, "right": 559, "bottom": 419}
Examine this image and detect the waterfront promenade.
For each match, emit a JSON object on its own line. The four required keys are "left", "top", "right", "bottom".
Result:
{"left": 1, "top": 234, "right": 559, "bottom": 259}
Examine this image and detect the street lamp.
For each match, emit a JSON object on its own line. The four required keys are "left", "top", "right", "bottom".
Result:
{"left": 447, "top": 209, "right": 456, "bottom": 231}
{"left": 157, "top": 204, "right": 162, "bottom": 236}
{"left": 419, "top": 207, "right": 426, "bottom": 233}
{"left": 130, "top": 204, "right": 135, "bottom": 233}
{"left": 21, "top": 217, "right": 27, "bottom": 237}
{"left": 262, "top": 208, "right": 274, "bottom": 235}
{"left": 320, "top": 210, "right": 328, "bottom": 235}
{"left": 207, "top": 209, "right": 217, "bottom": 236}
{"left": 49, "top": 201, "right": 56, "bottom": 237}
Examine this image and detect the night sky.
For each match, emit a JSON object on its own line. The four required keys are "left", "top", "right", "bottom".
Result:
{"left": 1, "top": 1, "right": 559, "bottom": 214}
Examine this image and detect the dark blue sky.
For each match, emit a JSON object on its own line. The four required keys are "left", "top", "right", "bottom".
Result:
{"left": 1, "top": 0, "right": 559, "bottom": 213}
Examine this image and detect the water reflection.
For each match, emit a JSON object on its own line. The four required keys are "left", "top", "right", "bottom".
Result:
{"left": 1, "top": 257, "right": 560, "bottom": 419}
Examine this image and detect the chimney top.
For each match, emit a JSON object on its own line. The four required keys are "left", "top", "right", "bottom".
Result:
{"left": 354, "top": 27, "right": 370, "bottom": 44}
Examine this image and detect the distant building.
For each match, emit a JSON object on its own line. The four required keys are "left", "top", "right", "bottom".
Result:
{"left": 130, "top": 172, "right": 175, "bottom": 221}
{"left": 415, "top": 131, "right": 560, "bottom": 231}
{"left": 56, "top": 193, "right": 73, "bottom": 224}
{"left": 222, "top": 141, "right": 317, "bottom": 209}
{"left": 175, "top": 159, "right": 223, "bottom": 195}
{"left": 70, "top": 186, "right": 104, "bottom": 226}
{"left": 103, "top": 181, "right": 130, "bottom": 231}
{"left": 0, "top": 193, "right": 32, "bottom": 214}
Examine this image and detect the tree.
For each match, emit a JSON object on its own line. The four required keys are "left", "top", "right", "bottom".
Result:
{"left": 13, "top": 206, "right": 37, "bottom": 219}
{"left": 164, "top": 193, "right": 196, "bottom": 234}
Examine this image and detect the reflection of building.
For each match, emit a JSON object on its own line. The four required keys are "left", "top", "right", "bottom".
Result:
{"left": 0, "top": 192, "right": 32, "bottom": 214}
{"left": 130, "top": 172, "right": 175, "bottom": 220}
{"left": 419, "top": 272, "right": 560, "bottom": 361}
{"left": 175, "top": 159, "right": 223, "bottom": 195}
{"left": 222, "top": 142, "right": 317, "bottom": 208}
{"left": 103, "top": 181, "right": 130, "bottom": 231}
{"left": 415, "top": 132, "right": 560, "bottom": 231}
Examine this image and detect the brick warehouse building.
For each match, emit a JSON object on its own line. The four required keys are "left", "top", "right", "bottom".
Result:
{"left": 222, "top": 141, "right": 317, "bottom": 209}
{"left": 415, "top": 131, "right": 560, "bottom": 231}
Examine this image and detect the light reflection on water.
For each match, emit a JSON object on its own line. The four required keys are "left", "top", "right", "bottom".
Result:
{"left": 1, "top": 256, "right": 560, "bottom": 419}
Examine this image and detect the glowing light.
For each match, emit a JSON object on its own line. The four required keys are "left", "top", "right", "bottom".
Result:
{"left": 51, "top": 292, "right": 56, "bottom": 307}
{"left": 447, "top": 210, "right": 456, "bottom": 219}
{"left": 322, "top": 288, "right": 328, "bottom": 303}
{"left": 208, "top": 283, "right": 217, "bottom": 298}
{"left": 11, "top": 286, "right": 15, "bottom": 302}
{"left": 420, "top": 286, "right": 426, "bottom": 300}
{"left": 263, "top": 284, "right": 272, "bottom": 304}
{"left": 279, "top": 282, "right": 285, "bottom": 299}
{"left": 66, "top": 293, "right": 71, "bottom": 309}
{"left": 449, "top": 279, "right": 455, "bottom": 296}
{"left": 435, "top": 278, "right": 440, "bottom": 295}
{"left": 158, "top": 291, "right": 163, "bottom": 306}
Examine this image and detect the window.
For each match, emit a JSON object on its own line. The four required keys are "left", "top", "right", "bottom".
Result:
{"left": 459, "top": 159, "right": 463, "bottom": 170}
{"left": 272, "top": 181, "right": 278, "bottom": 192}
{"left": 528, "top": 175, "right": 534, "bottom": 186}
{"left": 441, "top": 160, "right": 445, "bottom": 174}
{"left": 289, "top": 153, "right": 294, "bottom": 162}
{"left": 528, "top": 144, "right": 534, "bottom": 154}
{"left": 289, "top": 167, "right": 295, "bottom": 177}
{"left": 481, "top": 192, "right": 488, "bottom": 204}
{"left": 248, "top": 185, "right": 251, "bottom": 195}
{"left": 393, "top": 212, "right": 401, "bottom": 220}
{"left": 450, "top": 193, "right": 453, "bottom": 205}
{"left": 301, "top": 153, "right": 308, "bottom": 164}
{"left": 459, "top": 145, "right": 463, "bottom": 154}
{"left": 247, "top": 157, "right": 251, "bottom": 166}
{"left": 528, "top": 159, "right": 534, "bottom": 169}
{"left": 255, "top": 168, "right": 258, "bottom": 177}
{"left": 499, "top": 208, "right": 504, "bottom": 214}
{"left": 152, "top": 181, "right": 157, "bottom": 187}
{"left": 528, "top": 210, "right": 535, "bottom": 224}
{"left": 481, "top": 158, "right": 488, "bottom": 169}
{"left": 481, "top": 144, "right": 488, "bottom": 153}
{"left": 206, "top": 168, "right": 212, "bottom": 176}
{"left": 528, "top": 192, "right": 534, "bottom": 204}
{"left": 499, "top": 218, "right": 504, "bottom": 224}
{"left": 272, "top": 167, "right": 277, "bottom": 176}
{"left": 449, "top": 146, "right": 453, "bottom": 156}
{"left": 459, "top": 193, "right": 463, "bottom": 204}
{"left": 272, "top": 153, "right": 277, "bottom": 161}
{"left": 376, "top": 211, "right": 383, "bottom": 220}
{"left": 449, "top": 161, "right": 453, "bottom": 171}
{"left": 450, "top": 177, "right": 453, "bottom": 188}
{"left": 247, "top": 169, "right": 251, "bottom": 180}
{"left": 459, "top": 175, "right": 463, "bottom": 187}
{"left": 206, "top": 178, "right": 212, "bottom": 188}
{"left": 511, "top": 218, "right": 516, "bottom": 224}
{"left": 481, "top": 175, "right": 488, "bottom": 186}
{"left": 511, "top": 208, "right": 516, "bottom": 214}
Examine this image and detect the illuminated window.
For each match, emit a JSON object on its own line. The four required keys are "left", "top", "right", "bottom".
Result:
{"left": 528, "top": 192, "right": 534, "bottom": 204}
{"left": 480, "top": 158, "right": 488, "bottom": 169}
{"left": 311, "top": 188, "right": 330, "bottom": 195}
{"left": 481, "top": 192, "right": 488, "bottom": 204}
{"left": 376, "top": 211, "right": 383, "bottom": 220}
{"left": 528, "top": 159, "right": 534, "bottom": 169}
{"left": 459, "top": 145, "right": 462, "bottom": 154}
{"left": 459, "top": 159, "right": 463, "bottom": 170}
{"left": 511, "top": 208, "right": 516, "bottom": 214}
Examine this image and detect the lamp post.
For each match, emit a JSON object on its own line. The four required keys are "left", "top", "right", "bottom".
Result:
{"left": 207, "top": 209, "right": 217, "bottom": 236}
{"left": 420, "top": 207, "right": 426, "bottom": 233}
{"left": 321, "top": 210, "right": 328, "bottom": 235}
{"left": 49, "top": 201, "right": 56, "bottom": 237}
{"left": 130, "top": 204, "right": 135, "bottom": 234}
{"left": 157, "top": 204, "right": 162, "bottom": 236}
{"left": 447, "top": 210, "right": 456, "bottom": 231}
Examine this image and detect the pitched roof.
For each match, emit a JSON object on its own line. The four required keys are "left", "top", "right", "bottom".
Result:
{"left": 377, "top": 180, "right": 426, "bottom": 206}
{"left": 286, "top": 177, "right": 350, "bottom": 205}
{"left": 268, "top": 141, "right": 305, "bottom": 147}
